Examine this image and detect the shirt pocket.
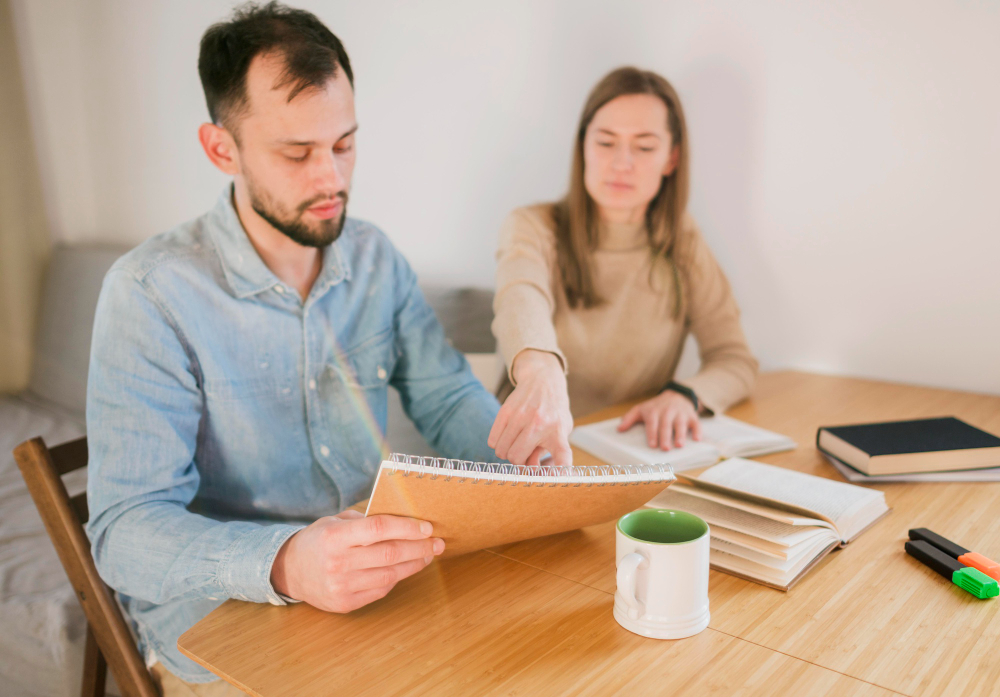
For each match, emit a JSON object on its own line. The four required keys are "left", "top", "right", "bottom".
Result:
{"left": 338, "top": 328, "right": 398, "bottom": 390}
{"left": 203, "top": 375, "right": 295, "bottom": 402}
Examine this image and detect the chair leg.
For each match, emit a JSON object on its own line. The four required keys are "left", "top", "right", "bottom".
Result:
{"left": 81, "top": 623, "right": 108, "bottom": 697}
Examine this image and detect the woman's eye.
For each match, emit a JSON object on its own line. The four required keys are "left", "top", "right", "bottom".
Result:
{"left": 597, "top": 142, "right": 614, "bottom": 148}
{"left": 286, "top": 154, "right": 308, "bottom": 162}
{"left": 638, "top": 147, "right": 655, "bottom": 153}
{"left": 334, "top": 145, "right": 353, "bottom": 154}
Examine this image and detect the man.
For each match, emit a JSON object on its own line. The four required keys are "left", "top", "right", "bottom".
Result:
{"left": 85, "top": 3, "right": 500, "bottom": 692}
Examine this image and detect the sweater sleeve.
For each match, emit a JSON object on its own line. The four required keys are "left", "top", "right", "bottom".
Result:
{"left": 674, "top": 217, "right": 759, "bottom": 414}
{"left": 491, "top": 207, "right": 568, "bottom": 384}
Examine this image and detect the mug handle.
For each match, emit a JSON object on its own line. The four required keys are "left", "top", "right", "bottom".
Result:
{"left": 616, "top": 552, "right": 649, "bottom": 621}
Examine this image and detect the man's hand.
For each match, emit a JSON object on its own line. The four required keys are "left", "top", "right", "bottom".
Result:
{"left": 270, "top": 510, "right": 444, "bottom": 613}
{"left": 617, "top": 389, "right": 702, "bottom": 450}
{"left": 487, "top": 350, "right": 573, "bottom": 468}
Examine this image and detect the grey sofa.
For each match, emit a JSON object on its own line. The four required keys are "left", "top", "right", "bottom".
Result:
{"left": 0, "top": 243, "right": 498, "bottom": 697}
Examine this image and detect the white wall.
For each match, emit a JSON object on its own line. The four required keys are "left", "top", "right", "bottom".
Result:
{"left": 11, "top": 0, "right": 1000, "bottom": 394}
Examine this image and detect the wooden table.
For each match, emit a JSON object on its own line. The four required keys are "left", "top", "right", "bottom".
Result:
{"left": 178, "top": 372, "right": 1000, "bottom": 696}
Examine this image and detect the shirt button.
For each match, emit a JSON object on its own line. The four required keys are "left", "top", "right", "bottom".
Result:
{"left": 320, "top": 445, "right": 330, "bottom": 457}
{"left": 274, "top": 285, "right": 285, "bottom": 294}
{"left": 308, "top": 379, "right": 317, "bottom": 390}
{"left": 377, "top": 366, "right": 387, "bottom": 380}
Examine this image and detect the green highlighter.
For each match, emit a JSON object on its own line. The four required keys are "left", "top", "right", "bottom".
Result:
{"left": 905, "top": 540, "right": 1000, "bottom": 599}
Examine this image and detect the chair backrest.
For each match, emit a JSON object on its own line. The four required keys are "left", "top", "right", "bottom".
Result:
{"left": 13, "top": 436, "right": 158, "bottom": 697}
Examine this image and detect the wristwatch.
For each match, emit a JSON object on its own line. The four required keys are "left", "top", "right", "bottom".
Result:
{"left": 662, "top": 380, "right": 700, "bottom": 412}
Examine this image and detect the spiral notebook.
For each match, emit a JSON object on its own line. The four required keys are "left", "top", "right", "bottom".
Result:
{"left": 365, "top": 454, "right": 677, "bottom": 557}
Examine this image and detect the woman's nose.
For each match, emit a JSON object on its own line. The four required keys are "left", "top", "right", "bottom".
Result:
{"left": 611, "top": 145, "right": 633, "bottom": 171}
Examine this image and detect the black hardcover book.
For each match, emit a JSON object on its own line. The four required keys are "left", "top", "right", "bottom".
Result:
{"left": 816, "top": 417, "right": 1000, "bottom": 476}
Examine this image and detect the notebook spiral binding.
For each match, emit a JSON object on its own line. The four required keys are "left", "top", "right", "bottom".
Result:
{"left": 385, "top": 453, "right": 674, "bottom": 487}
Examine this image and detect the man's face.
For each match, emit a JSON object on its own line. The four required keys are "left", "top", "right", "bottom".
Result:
{"left": 231, "top": 53, "right": 357, "bottom": 248}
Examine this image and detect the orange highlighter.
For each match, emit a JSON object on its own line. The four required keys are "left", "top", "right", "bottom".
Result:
{"left": 908, "top": 528, "right": 1000, "bottom": 581}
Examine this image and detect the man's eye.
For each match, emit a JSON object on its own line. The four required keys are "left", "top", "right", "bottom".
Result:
{"left": 286, "top": 154, "right": 308, "bottom": 162}
{"left": 638, "top": 147, "right": 655, "bottom": 153}
{"left": 334, "top": 144, "right": 353, "bottom": 154}
{"left": 597, "top": 142, "right": 614, "bottom": 148}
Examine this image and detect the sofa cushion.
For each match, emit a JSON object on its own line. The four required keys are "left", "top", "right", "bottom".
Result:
{"left": 421, "top": 286, "right": 495, "bottom": 354}
{"left": 384, "top": 286, "right": 498, "bottom": 457}
{"left": 26, "top": 244, "right": 130, "bottom": 417}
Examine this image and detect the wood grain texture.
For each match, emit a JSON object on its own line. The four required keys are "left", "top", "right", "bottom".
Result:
{"left": 180, "top": 550, "right": 900, "bottom": 697}
{"left": 13, "top": 436, "right": 157, "bottom": 697}
{"left": 491, "top": 371, "right": 1000, "bottom": 696}
{"left": 178, "top": 372, "right": 1000, "bottom": 697}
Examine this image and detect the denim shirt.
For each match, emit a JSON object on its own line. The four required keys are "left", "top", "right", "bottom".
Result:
{"left": 85, "top": 188, "right": 500, "bottom": 682}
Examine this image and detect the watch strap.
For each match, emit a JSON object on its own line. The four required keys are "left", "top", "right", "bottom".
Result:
{"left": 662, "top": 380, "right": 700, "bottom": 412}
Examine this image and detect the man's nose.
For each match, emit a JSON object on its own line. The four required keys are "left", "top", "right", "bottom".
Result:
{"left": 312, "top": 150, "right": 347, "bottom": 193}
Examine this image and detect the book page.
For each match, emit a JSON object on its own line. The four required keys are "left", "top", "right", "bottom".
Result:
{"left": 710, "top": 538, "right": 808, "bottom": 572}
{"left": 666, "top": 483, "right": 828, "bottom": 528}
{"left": 648, "top": 488, "right": 829, "bottom": 545}
{"left": 710, "top": 537, "right": 840, "bottom": 589}
{"left": 694, "top": 458, "right": 886, "bottom": 535}
{"left": 699, "top": 415, "right": 796, "bottom": 457}
{"left": 570, "top": 419, "right": 720, "bottom": 471}
{"left": 823, "top": 452, "right": 1000, "bottom": 483}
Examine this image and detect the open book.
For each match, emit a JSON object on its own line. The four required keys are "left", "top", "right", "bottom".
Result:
{"left": 646, "top": 458, "right": 890, "bottom": 590}
{"left": 570, "top": 414, "right": 796, "bottom": 472}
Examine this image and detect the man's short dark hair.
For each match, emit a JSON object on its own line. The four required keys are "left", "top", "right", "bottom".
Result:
{"left": 198, "top": 1, "right": 353, "bottom": 132}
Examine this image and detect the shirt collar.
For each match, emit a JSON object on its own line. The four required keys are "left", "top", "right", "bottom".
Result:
{"left": 207, "top": 186, "right": 351, "bottom": 300}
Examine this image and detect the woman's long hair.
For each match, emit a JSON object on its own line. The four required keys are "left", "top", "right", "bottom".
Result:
{"left": 553, "top": 67, "right": 690, "bottom": 315}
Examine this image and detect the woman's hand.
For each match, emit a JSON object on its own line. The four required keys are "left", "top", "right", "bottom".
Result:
{"left": 617, "top": 389, "right": 702, "bottom": 450}
{"left": 488, "top": 350, "right": 573, "bottom": 468}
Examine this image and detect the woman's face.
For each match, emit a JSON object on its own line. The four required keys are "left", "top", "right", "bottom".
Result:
{"left": 583, "top": 94, "right": 678, "bottom": 222}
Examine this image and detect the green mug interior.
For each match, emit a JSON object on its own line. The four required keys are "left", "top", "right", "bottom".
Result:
{"left": 618, "top": 509, "right": 708, "bottom": 545}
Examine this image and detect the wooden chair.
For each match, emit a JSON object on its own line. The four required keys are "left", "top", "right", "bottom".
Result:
{"left": 13, "top": 436, "right": 158, "bottom": 697}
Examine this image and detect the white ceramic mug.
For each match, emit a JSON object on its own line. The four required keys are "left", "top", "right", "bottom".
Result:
{"left": 614, "top": 508, "right": 711, "bottom": 639}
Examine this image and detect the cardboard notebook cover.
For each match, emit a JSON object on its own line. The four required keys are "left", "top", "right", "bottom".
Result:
{"left": 365, "top": 455, "right": 676, "bottom": 557}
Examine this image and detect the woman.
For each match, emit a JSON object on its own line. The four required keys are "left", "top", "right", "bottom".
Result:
{"left": 487, "top": 66, "right": 758, "bottom": 469}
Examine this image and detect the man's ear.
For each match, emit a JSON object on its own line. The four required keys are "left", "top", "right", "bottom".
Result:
{"left": 663, "top": 145, "right": 680, "bottom": 177}
{"left": 198, "top": 122, "right": 240, "bottom": 175}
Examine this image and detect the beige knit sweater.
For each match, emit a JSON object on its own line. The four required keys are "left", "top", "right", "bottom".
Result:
{"left": 491, "top": 204, "right": 758, "bottom": 418}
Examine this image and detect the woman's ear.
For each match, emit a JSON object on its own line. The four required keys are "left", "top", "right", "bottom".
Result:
{"left": 663, "top": 145, "right": 680, "bottom": 177}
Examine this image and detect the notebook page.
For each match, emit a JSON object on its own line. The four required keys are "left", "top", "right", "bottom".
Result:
{"left": 367, "top": 456, "right": 676, "bottom": 556}
{"left": 381, "top": 458, "right": 676, "bottom": 485}
{"left": 382, "top": 462, "right": 674, "bottom": 486}
{"left": 695, "top": 458, "right": 886, "bottom": 537}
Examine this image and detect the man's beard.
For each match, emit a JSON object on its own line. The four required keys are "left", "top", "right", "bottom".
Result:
{"left": 245, "top": 173, "right": 348, "bottom": 249}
